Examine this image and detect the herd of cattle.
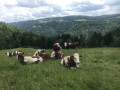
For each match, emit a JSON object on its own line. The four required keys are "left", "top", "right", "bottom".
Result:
{"left": 6, "top": 42, "right": 82, "bottom": 68}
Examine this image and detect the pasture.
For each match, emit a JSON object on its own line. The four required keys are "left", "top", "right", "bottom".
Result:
{"left": 0, "top": 48, "right": 120, "bottom": 90}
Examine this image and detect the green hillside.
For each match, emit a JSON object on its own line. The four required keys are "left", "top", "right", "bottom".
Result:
{"left": 0, "top": 22, "right": 38, "bottom": 50}
{"left": 0, "top": 48, "right": 120, "bottom": 89}
{"left": 10, "top": 14, "right": 120, "bottom": 36}
{"left": 1, "top": 21, "right": 120, "bottom": 50}
{"left": 0, "top": 22, "right": 23, "bottom": 35}
{"left": 0, "top": 22, "right": 24, "bottom": 49}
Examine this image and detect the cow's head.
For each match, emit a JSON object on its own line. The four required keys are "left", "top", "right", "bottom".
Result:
{"left": 53, "top": 43, "right": 62, "bottom": 52}
{"left": 54, "top": 43, "right": 62, "bottom": 49}
{"left": 73, "top": 53, "right": 80, "bottom": 67}
{"left": 17, "top": 52, "right": 24, "bottom": 59}
{"left": 17, "top": 52, "right": 27, "bottom": 65}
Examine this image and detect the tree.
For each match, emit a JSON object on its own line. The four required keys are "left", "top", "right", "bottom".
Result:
{"left": 87, "top": 32, "right": 103, "bottom": 47}
{"left": 103, "top": 32, "right": 114, "bottom": 46}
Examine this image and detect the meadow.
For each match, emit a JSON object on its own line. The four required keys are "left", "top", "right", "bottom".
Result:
{"left": 0, "top": 48, "right": 120, "bottom": 90}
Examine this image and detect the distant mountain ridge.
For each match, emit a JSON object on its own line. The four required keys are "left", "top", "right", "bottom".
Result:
{"left": 10, "top": 14, "right": 120, "bottom": 36}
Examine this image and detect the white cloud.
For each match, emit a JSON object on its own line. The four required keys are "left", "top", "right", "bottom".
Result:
{"left": 0, "top": 0, "right": 120, "bottom": 23}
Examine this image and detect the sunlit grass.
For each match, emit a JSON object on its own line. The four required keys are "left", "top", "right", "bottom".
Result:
{"left": 0, "top": 47, "right": 120, "bottom": 90}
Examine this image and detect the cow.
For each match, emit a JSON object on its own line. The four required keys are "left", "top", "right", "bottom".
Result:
{"left": 17, "top": 53, "right": 43, "bottom": 65}
{"left": 53, "top": 43, "right": 62, "bottom": 53}
{"left": 61, "top": 53, "right": 82, "bottom": 68}
{"left": 51, "top": 51, "right": 64, "bottom": 59}
{"left": 52, "top": 43, "right": 63, "bottom": 59}
{"left": 38, "top": 53, "right": 51, "bottom": 59}
{"left": 6, "top": 50, "right": 23, "bottom": 57}
{"left": 6, "top": 52, "right": 13, "bottom": 57}
{"left": 64, "top": 42, "right": 79, "bottom": 52}
{"left": 33, "top": 49, "right": 46, "bottom": 56}
{"left": 64, "top": 42, "right": 79, "bottom": 49}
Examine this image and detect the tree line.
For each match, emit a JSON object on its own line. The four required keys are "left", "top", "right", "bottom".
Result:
{"left": 0, "top": 27, "right": 120, "bottom": 50}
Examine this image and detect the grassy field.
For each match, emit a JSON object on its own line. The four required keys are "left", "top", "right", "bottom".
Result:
{"left": 0, "top": 48, "right": 120, "bottom": 90}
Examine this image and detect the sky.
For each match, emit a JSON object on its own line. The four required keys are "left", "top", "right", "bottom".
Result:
{"left": 0, "top": 0, "right": 120, "bottom": 23}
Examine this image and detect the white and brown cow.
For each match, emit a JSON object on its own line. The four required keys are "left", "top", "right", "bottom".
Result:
{"left": 6, "top": 50, "right": 23, "bottom": 57}
{"left": 64, "top": 42, "right": 79, "bottom": 49}
{"left": 51, "top": 43, "right": 63, "bottom": 59}
{"left": 61, "top": 53, "right": 82, "bottom": 68}
{"left": 53, "top": 43, "right": 62, "bottom": 53}
{"left": 33, "top": 49, "right": 46, "bottom": 56}
{"left": 64, "top": 42, "right": 79, "bottom": 52}
{"left": 18, "top": 53, "right": 43, "bottom": 65}
{"left": 33, "top": 49, "right": 51, "bottom": 60}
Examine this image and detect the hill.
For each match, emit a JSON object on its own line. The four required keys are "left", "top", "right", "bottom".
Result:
{"left": 0, "top": 22, "right": 39, "bottom": 50}
{"left": 0, "top": 48, "right": 120, "bottom": 89}
{"left": 0, "top": 21, "right": 23, "bottom": 35}
{"left": 10, "top": 14, "right": 120, "bottom": 36}
{"left": 0, "top": 22, "right": 23, "bottom": 49}
{"left": 1, "top": 21, "right": 120, "bottom": 50}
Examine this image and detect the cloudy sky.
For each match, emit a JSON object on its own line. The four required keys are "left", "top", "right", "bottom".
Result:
{"left": 0, "top": 0, "right": 120, "bottom": 23}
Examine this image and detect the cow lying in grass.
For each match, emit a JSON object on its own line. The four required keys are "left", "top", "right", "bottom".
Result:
{"left": 33, "top": 48, "right": 63, "bottom": 60}
{"left": 61, "top": 53, "right": 82, "bottom": 68}
{"left": 33, "top": 49, "right": 51, "bottom": 60}
{"left": 33, "top": 51, "right": 63, "bottom": 60}
{"left": 39, "top": 53, "right": 51, "bottom": 59}
{"left": 33, "top": 49, "right": 46, "bottom": 56}
{"left": 6, "top": 50, "right": 22, "bottom": 57}
{"left": 17, "top": 53, "right": 43, "bottom": 65}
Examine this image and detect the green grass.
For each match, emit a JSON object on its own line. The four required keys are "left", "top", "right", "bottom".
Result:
{"left": 0, "top": 48, "right": 120, "bottom": 90}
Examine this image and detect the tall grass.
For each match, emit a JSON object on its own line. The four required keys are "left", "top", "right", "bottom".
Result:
{"left": 0, "top": 48, "right": 120, "bottom": 90}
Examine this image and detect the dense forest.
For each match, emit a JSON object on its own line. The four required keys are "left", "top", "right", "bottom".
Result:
{"left": 0, "top": 21, "right": 120, "bottom": 50}
{"left": 10, "top": 14, "right": 120, "bottom": 36}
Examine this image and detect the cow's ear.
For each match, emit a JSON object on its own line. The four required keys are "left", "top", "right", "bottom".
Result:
{"left": 79, "top": 55, "right": 82, "bottom": 57}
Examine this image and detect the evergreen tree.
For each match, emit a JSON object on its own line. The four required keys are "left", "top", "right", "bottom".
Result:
{"left": 104, "top": 32, "right": 114, "bottom": 46}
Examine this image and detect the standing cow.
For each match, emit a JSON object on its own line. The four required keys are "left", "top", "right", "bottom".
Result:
{"left": 64, "top": 42, "right": 79, "bottom": 53}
